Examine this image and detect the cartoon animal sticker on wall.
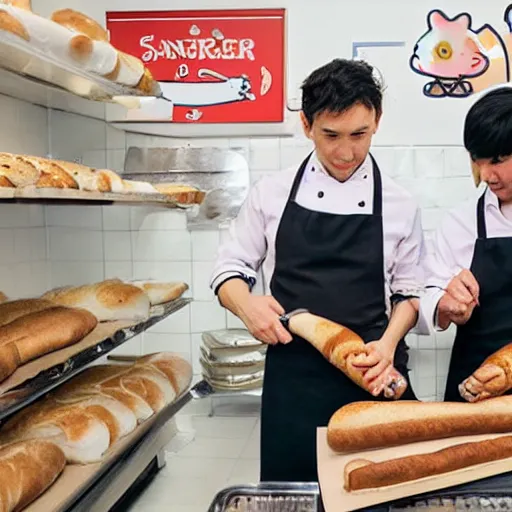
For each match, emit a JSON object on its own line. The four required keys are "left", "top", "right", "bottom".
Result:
{"left": 410, "top": 5, "right": 512, "bottom": 98}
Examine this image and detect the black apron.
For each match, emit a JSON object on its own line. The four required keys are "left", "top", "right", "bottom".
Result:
{"left": 444, "top": 189, "right": 512, "bottom": 401}
{"left": 260, "top": 153, "right": 416, "bottom": 483}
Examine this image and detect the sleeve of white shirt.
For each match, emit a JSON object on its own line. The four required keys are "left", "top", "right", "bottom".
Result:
{"left": 389, "top": 205, "right": 425, "bottom": 300}
{"left": 417, "top": 202, "right": 475, "bottom": 335}
{"left": 210, "top": 180, "right": 268, "bottom": 293}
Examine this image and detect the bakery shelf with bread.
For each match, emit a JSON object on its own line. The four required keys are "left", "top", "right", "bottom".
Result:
{"left": 0, "top": 279, "right": 191, "bottom": 421}
{"left": 0, "top": 352, "right": 194, "bottom": 511}
{"left": 0, "top": 2, "right": 163, "bottom": 103}
{"left": 0, "top": 152, "right": 206, "bottom": 207}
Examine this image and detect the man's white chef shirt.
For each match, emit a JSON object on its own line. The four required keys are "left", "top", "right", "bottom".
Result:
{"left": 210, "top": 151, "right": 426, "bottom": 318}
{"left": 419, "top": 187, "right": 512, "bottom": 333}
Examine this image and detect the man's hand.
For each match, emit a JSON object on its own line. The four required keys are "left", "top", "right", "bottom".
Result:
{"left": 351, "top": 340, "right": 396, "bottom": 396}
{"left": 237, "top": 295, "right": 293, "bottom": 345}
{"left": 437, "top": 269, "right": 479, "bottom": 329}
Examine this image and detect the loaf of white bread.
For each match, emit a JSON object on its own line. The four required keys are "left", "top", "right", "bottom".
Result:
{"left": 344, "top": 434, "right": 512, "bottom": 491}
{"left": 287, "top": 311, "right": 408, "bottom": 399}
{"left": 0, "top": 152, "right": 205, "bottom": 204}
{"left": 0, "top": 3, "right": 159, "bottom": 95}
{"left": 0, "top": 305, "right": 97, "bottom": 383}
{"left": 459, "top": 342, "right": 512, "bottom": 402}
{"left": 327, "top": 396, "right": 512, "bottom": 453}
{"left": 40, "top": 278, "right": 189, "bottom": 321}
{"left": 0, "top": 439, "right": 66, "bottom": 511}
{"left": 0, "top": 352, "right": 192, "bottom": 464}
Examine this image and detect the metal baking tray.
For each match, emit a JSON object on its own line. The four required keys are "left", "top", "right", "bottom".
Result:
{"left": 208, "top": 480, "right": 512, "bottom": 511}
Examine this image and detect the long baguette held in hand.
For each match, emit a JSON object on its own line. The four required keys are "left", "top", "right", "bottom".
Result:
{"left": 344, "top": 434, "right": 512, "bottom": 492}
{"left": 286, "top": 312, "right": 407, "bottom": 399}
{"left": 328, "top": 396, "right": 512, "bottom": 453}
{"left": 0, "top": 440, "right": 65, "bottom": 512}
{"left": 460, "top": 343, "right": 512, "bottom": 402}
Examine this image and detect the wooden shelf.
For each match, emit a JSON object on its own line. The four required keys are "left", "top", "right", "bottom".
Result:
{"left": 0, "top": 187, "right": 194, "bottom": 209}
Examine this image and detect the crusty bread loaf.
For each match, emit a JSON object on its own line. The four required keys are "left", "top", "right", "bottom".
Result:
{"left": 0, "top": 8, "right": 30, "bottom": 40}
{"left": 344, "top": 435, "right": 512, "bottom": 491}
{"left": 0, "top": 440, "right": 65, "bottom": 512}
{"left": 0, "top": 306, "right": 97, "bottom": 363}
{"left": 52, "top": 159, "right": 112, "bottom": 192}
{"left": 98, "top": 169, "right": 124, "bottom": 193}
{"left": 460, "top": 343, "right": 512, "bottom": 402}
{"left": 327, "top": 397, "right": 512, "bottom": 453}
{"left": 0, "top": 153, "right": 39, "bottom": 187}
{"left": 288, "top": 312, "right": 407, "bottom": 399}
{"left": 1, "top": 405, "right": 111, "bottom": 464}
{"left": 0, "top": 298, "right": 57, "bottom": 327}
{"left": 50, "top": 8, "right": 108, "bottom": 41}
{"left": 0, "top": 292, "right": 6, "bottom": 303}
{"left": 41, "top": 279, "right": 151, "bottom": 322}
{"left": 129, "top": 281, "right": 189, "bottom": 306}
{"left": 153, "top": 184, "right": 206, "bottom": 204}
{"left": 22, "top": 157, "right": 79, "bottom": 189}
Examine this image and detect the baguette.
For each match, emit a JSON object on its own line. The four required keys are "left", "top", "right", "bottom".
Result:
{"left": 460, "top": 343, "right": 512, "bottom": 402}
{"left": 23, "top": 157, "right": 79, "bottom": 189}
{"left": 0, "top": 440, "right": 65, "bottom": 512}
{"left": 344, "top": 435, "right": 512, "bottom": 491}
{"left": 0, "top": 292, "right": 6, "bottom": 303}
{"left": 0, "top": 306, "right": 97, "bottom": 363}
{"left": 327, "top": 396, "right": 512, "bottom": 453}
{"left": 0, "top": 405, "right": 111, "bottom": 464}
{"left": 288, "top": 312, "right": 407, "bottom": 399}
{"left": 1, "top": 0, "right": 32, "bottom": 11}
{"left": 0, "top": 8, "right": 29, "bottom": 41}
{"left": 0, "top": 298, "right": 56, "bottom": 327}
{"left": 52, "top": 159, "right": 112, "bottom": 192}
{"left": 41, "top": 279, "right": 151, "bottom": 322}
{"left": 128, "top": 281, "right": 189, "bottom": 306}
{"left": 50, "top": 8, "right": 108, "bottom": 41}
{"left": 0, "top": 153, "right": 39, "bottom": 187}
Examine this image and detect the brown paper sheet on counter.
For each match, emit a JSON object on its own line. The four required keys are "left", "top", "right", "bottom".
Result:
{"left": 316, "top": 427, "right": 512, "bottom": 512}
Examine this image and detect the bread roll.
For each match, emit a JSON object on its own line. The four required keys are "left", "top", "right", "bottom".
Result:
{"left": 129, "top": 281, "right": 189, "bottom": 306}
{"left": 0, "top": 306, "right": 97, "bottom": 363}
{"left": 287, "top": 312, "right": 407, "bottom": 399}
{"left": 50, "top": 8, "right": 108, "bottom": 41}
{"left": 1, "top": 405, "right": 110, "bottom": 464}
{"left": 0, "top": 440, "right": 65, "bottom": 512}
{"left": 153, "top": 184, "right": 206, "bottom": 204}
{"left": 327, "top": 396, "right": 512, "bottom": 453}
{"left": 0, "top": 153, "right": 39, "bottom": 187}
{"left": 0, "top": 7, "right": 29, "bottom": 40}
{"left": 41, "top": 279, "right": 151, "bottom": 322}
{"left": 460, "top": 343, "right": 512, "bottom": 402}
{"left": 0, "top": 298, "right": 56, "bottom": 327}
{"left": 344, "top": 435, "right": 512, "bottom": 491}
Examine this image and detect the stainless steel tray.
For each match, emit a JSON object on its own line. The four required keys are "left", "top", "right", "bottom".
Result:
{"left": 208, "top": 483, "right": 322, "bottom": 512}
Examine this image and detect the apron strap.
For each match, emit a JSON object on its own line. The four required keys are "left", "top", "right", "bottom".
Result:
{"left": 369, "top": 153, "right": 383, "bottom": 217}
{"left": 477, "top": 189, "right": 488, "bottom": 240}
{"left": 289, "top": 152, "right": 383, "bottom": 216}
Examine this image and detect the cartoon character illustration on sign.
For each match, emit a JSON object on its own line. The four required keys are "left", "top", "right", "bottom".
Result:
{"left": 410, "top": 5, "right": 512, "bottom": 97}
{"left": 159, "top": 68, "right": 256, "bottom": 108}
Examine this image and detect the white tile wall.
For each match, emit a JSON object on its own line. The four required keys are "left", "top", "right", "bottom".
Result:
{"left": 0, "top": 95, "right": 49, "bottom": 299}
{"left": 0, "top": 93, "right": 477, "bottom": 401}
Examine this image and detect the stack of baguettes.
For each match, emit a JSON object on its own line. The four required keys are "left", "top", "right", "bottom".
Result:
{"left": 0, "top": 152, "right": 205, "bottom": 204}
{"left": 327, "top": 395, "right": 512, "bottom": 492}
{"left": 0, "top": 351, "right": 192, "bottom": 511}
{"left": 0, "top": 278, "right": 189, "bottom": 384}
{"left": 0, "top": 0, "right": 158, "bottom": 96}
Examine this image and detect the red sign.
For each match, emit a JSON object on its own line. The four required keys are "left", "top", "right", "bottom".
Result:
{"left": 106, "top": 9, "right": 286, "bottom": 124}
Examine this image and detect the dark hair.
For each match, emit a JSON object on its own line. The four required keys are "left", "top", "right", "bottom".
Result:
{"left": 300, "top": 58, "right": 383, "bottom": 125}
{"left": 464, "top": 87, "right": 512, "bottom": 161}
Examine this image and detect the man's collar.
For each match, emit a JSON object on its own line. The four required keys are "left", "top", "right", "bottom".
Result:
{"left": 307, "top": 151, "right": 372, "bottom": 182}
